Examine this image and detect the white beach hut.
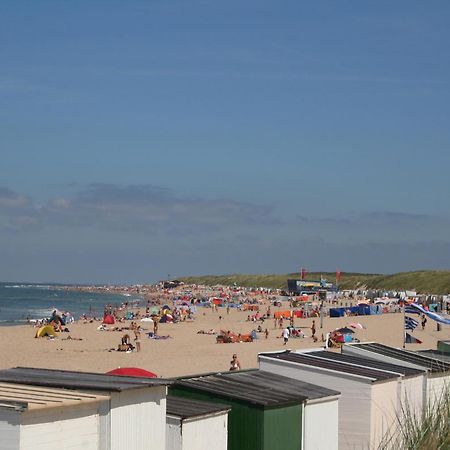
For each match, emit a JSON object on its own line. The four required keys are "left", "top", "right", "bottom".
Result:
{"left": 166, "top": 395, "right": 230, "bottom": 450}
{"left": 258, "top": 350, "right": 401, "bottom": 450}
{"left": 343, "top": 342, "right": 450, "bottom": 407}
{"left": 0, "top": 383, "right": 110, "bottom": 450}
{"left": 0, "top": 367, "right": 172, "bottom": 450}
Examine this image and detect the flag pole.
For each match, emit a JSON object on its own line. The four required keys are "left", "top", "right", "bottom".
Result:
{"left": 402, "top": 300, "right": 406, "bottom": 349}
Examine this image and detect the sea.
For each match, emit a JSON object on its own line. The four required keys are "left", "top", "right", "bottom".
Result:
{"left": 0, "top": 282, "right": 144, "bottom": 325}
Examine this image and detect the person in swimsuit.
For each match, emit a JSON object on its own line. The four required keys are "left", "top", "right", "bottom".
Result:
{"left": 134, "top": 330, "right": 141, "bottom": 352}
{"left": 229, "top": 354, "right": 241, "bottom": 371}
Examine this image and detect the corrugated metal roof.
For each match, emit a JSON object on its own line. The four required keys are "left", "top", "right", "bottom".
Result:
{"left": 0, "top": 367, "right": 172, "bottom": 392}
{"left": 0, "top": 382, "right": 109, "bottom": 411}
{"left": 175, "top": 369, "right": 339, "bottom": 407}
{"left": 306, "top": 350, "right": 426, "bottom": 377}
{"left": 346, "top": 343, "right": 450, "bottom": 373}
{"left": 167, "top": 395, "right": 230, "bottom": 419}
{"left": 261, "top": 351, "right": 399, "bottom": 382}
{"left": 418, "top": 350, "right": 450, "bottom": 363}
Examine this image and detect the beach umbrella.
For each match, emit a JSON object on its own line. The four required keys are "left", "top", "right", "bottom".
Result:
{"left": 349, "top": 322, "right": 365, "bottom": 330}
{"left": 106, "top": 367, "right": 157, "bottom": 378}
{"left": 335, "top": 327, "right": 355, "bottom": 334}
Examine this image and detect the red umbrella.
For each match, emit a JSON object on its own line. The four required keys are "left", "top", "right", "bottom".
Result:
{"left": 106, "top": 367, "right": 157, "bottom": 378}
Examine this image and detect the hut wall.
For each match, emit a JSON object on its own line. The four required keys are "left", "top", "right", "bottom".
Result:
{"left": 369, "top": 381, "right": 398, "bottom": 448}
{"left": 427, "top": 375, "right": 450, "bottom": 407}
{"left": 304, "top": 399, "right": 339, "bottom": 450}
{"left": 260, "top": 357, "right": 371, "bottom": 450}
{"left": 20, "top": 403, "right": 102, "bottom": 450}
{"left": 400, "top": 374, "right": 426, "bottom": 419}
{"left": 0, "top": 409, "right": 20, "bottom": 450}
{"left": 182, "top": 413, "right": 228, "bottom": 450}
{"left": 166, "top": 416, "right": 182, "bottom": 450}
{"left": 110, "top": 385, "right": 167, "bottom": 450}
{"left": 262, "top": 404, "right": 302, "bottom": 450}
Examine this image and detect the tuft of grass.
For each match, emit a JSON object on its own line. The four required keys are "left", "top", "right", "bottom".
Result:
{"left": 378, "top": 385, "right": 450, "bottom": 450}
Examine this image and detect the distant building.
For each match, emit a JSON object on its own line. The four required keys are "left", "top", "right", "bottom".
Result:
{"left": 287, "top": 279, "right": 336, "bottom": 295}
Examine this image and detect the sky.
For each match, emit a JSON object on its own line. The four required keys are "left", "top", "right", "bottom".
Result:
{"left": 1, "top": 1, "right": 450, "bottom": 284}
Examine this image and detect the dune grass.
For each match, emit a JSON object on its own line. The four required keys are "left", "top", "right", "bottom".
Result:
{"left": 378, "top": 386, "right": 450, "bottom": 450}
{"left": 179, "top": 270, "right": 450, "bottom": 294}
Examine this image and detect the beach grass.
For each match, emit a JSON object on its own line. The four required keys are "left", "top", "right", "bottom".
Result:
{"left": 377, "top": 385, "right": 450, "bottom": 450}
{"left": 179, "top": 270, "right": 450, "bottom": 294}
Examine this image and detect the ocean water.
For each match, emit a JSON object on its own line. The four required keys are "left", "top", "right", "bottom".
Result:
{"left": 0, "top": 282, "right": 143, "bottom": 325}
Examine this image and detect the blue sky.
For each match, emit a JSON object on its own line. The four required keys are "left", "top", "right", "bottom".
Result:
{"left": 1, "top": 1, "right": 450, "bottom": 283}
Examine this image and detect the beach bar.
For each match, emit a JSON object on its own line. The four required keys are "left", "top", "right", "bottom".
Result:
{"left": 166, "top": 395, "right": 230, "bottom": 450}
{"left": 342, "top": 342, "right": 450, "bottom": 406}
{"left": 170, "top": 369, "right": 340, "bottom": 450}
{"left": 0, "top": 367, "right": 172, "bottom": 450}
{"left": 258, "top": 350, "right": 402, "bottom": 450}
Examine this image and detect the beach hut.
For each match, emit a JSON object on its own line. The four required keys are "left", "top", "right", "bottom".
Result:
{"left": 301, "top": 350, "right": 427, "bottom": 420}
{"left": 0, "top": 382, "right": 110, "bottom": 450}
{"left": 171, "top": 369, "right": 340, "bottom": 450}
{"left": 258, "top": 350, "right": 402, "bottom": 450}
{"left": 342, "top": 342, "right": 450, "bottom": 407}
{"left": 437, "top": 339, "right": 450, "bottom": 354}
{"left": 166, "top": 395, "right": 230, "bottom": 450}
{"left": 418, "top": 350, "right": 450, "bottom": 363}
{"left": 0, "top": 367, "right": 172, "bottom": 450}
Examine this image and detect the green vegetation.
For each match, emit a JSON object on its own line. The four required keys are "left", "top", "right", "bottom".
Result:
{"left": 378, "top": 386, "right": 450, "bottom": 450}
{"left": 179, "top": 270, "right": 450, "bottom": 294}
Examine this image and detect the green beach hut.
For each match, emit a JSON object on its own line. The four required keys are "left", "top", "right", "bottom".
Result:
{"left": 437, "top": 340, "right": 450, "bottom": 354}
{"left": 170, "top": 369, "right": 340, "bottom": 450}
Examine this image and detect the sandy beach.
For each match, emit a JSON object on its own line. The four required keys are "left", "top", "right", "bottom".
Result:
{"left": 2, "top": 301, "right": 449, "bottom": 378}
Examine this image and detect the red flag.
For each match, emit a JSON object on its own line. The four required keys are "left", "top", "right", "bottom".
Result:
{"left": 336, "top": 270, "right": 341, "bottom": 282}
{"left": 300, "top": 268, "right": 306, "bottom": 280}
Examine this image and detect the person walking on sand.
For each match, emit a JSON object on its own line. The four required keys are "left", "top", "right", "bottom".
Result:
{"left": 311, "top": 320, "right": 317, "bottom": 342}
{"left": 229, "top": 354, "right": 241, "bottom": 371}
{"left": 282, "top": 327, "right": 290, "bottom": 345}
{"left": 421, "top": 314, "right": 427, "bottom": 330}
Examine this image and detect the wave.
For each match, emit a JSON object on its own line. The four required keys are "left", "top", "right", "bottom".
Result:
{"left": 4, "top": 284, "right": 55, "bottom": 289}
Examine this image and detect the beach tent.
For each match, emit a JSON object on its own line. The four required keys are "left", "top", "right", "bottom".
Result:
{"left": 106, "top": 367, "right": 157, "bottom": 378}
{"left": 335, "top": 327, "right": 354, "bottom": 335}
{"left": 103, "top": 314, "right": 115, "bottom": 325}
{"left": 329, "top": 308, "right": 345, "bottom": 318}
{"left": 35, "top": 325, "right": 56, "bottom": 338}
{"left": 274, "top": 311, "right": 291, "bottom": 319}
